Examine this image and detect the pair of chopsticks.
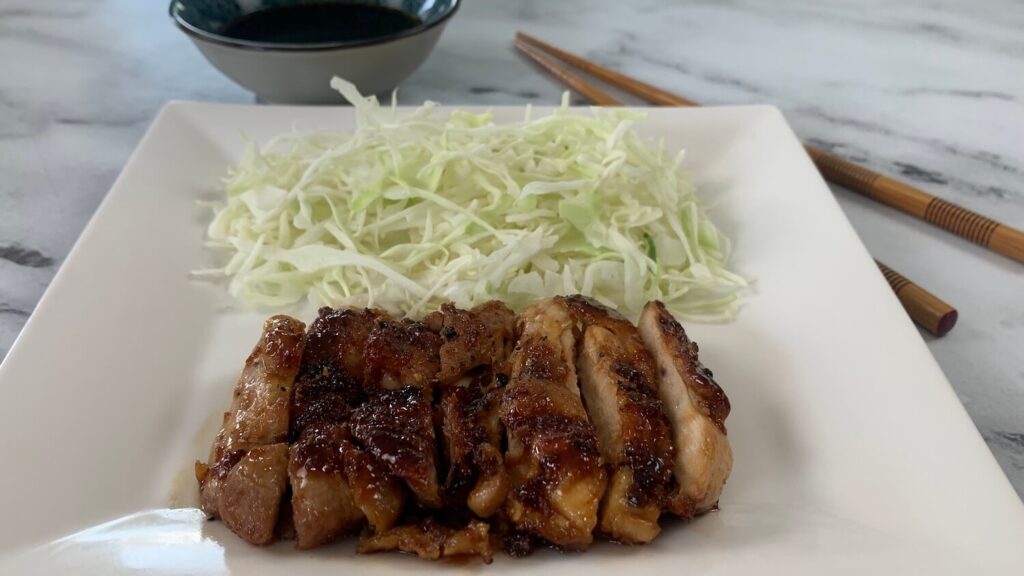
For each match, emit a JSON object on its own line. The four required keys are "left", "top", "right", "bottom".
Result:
{"left": 512, "top": 32, "right": 1008, "bottom": 337}
{"left": 515, "top": 33, "right": 1024, "bottom": 264}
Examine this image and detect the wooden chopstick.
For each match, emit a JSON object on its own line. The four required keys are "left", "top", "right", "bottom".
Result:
{"left": 513, "top": 40, "right": 621, "bottom": 106}
{"left": 875, "top": 261, "right": 958, "bottom": 336}
{"left": 516, "top": 32, "right": 1024, "bottom": 264}
{"left": 516, "top": 32, "right": 696, "bottom": 107}
{"left": 515, "top": 35, "right": 959, "bottom": 336}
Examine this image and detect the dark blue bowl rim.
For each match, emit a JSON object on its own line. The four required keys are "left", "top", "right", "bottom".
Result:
{"left": 169, "top": 0, "right": 460, "bottom": 52}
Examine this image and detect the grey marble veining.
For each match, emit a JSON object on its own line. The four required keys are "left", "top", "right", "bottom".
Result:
{"left": 0, "top": 0, "right": 1022, "bottom": 497}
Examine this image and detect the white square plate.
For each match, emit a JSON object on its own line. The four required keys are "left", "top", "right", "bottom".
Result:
{"left": 1, "top": 103, "right": 1022, "bottom": 575}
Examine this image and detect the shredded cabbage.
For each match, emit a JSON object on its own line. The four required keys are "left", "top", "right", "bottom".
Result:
{"left": 199, "top": 77, "right": 746, "bottom": 320}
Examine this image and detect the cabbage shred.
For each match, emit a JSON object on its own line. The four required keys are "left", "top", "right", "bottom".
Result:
{"left": 201, "top": 78, "right": 746, "bottom": 320}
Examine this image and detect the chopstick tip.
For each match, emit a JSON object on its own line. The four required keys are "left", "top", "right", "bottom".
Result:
{"left": 935, "top": 308, "right": 958, "bottom": 337}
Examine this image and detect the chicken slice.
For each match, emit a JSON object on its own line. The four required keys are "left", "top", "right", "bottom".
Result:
{"left": 426, "top": 301, "right": 517, "bottom": 386}
{"left": 287, "top": 308, "right": 385, "bottom": 548}
{"left": 207, "top": 315, "right": 306, "bottom": 462}
{"left": 638, "top": 301, "right": 733, "bottom": 518}
{"left": 357, "top": 518, "right": 493, "bottom": 562}
{"left": 440, "top": 371, "right": 509, "bottom": 518}
{"left": 501, "top": 299, "right": 606, "bottom": 549}
{"left": 428, "top": 301, "right": 514, "bottom": 517}
{"left": 343, "top": 319, "right": 444, "bottom": 527}
{"left": 290, "top": 307, "right": 387, "bottom": 437}
{"left": 341, "top": 438, "right": 406, "bottom": 532}
{"left": 197, "top": 315, "right": 305, "bottom": 538}
{"left": 288, "top": 424, "right": 364, "bottom": 549}
{"left": 349, "top": 386, "right": 442, "bottom": 508}
{"left": 212, "top": 443, "right": 290, "bottom": 546}
{"left": 563, "top": 296, "right": 674, "bottom": 544}
{"left": 363, "top": 318, "right": 442, "bottom": 393}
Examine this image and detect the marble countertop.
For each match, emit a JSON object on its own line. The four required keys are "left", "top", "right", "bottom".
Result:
{"left": 1, "top": 0, "right": 1021, "bottom": 498}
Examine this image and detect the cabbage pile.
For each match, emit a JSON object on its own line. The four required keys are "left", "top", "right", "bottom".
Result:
{"left": 199, "top": 78, "right": 746, "bottom": 320}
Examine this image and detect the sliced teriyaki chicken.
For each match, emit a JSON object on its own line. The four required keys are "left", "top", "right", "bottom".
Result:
{"left": 561, "top": 295, "right": 675, "bottom": 544}
{"left": 638, "top": 301, "right": 733, "bottom": 518}
{"left": 439, "top": 372, "right": 509, "bottom": 518}
{"left": 341, "top": 436, "right": 407, "bottom": 532}
{"left": 287, "top": 307, "right": 386, "bottom": 549}
{"left": 290, "top": 307, "right": 387, "bottom": 437}
{"left": 426, "top": 301, "right": 517, "bottom": 386}
{"left": 500, "top": 298, "right": 607, "bottom": 550}
{"left": 289, "top": 424, "right": 364, "bottom": 549}
{"left": 205, "top": 315, "right": 306, "bottom": 460}
{"left": 430, "top": 301, "right": 515, "bottom": 517}
{"left": 363, "top": 318, "right": 442, "bottom": 394}
{"left": 357, "top": 518, "right": 493, "bottom": 562}
{"left": 213, "top": 443, "right": 291, "bottom": 545}
{"left": 196, "top": 315, "right": 305, "bottom": 545}
{"left": 355, "top": 318, "right": 443, "bottom": 509}
{"left": 349, "top": 386, "right": 442, "bottom": 508}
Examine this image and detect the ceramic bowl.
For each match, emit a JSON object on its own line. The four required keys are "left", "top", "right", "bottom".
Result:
{"left": 170, "top": 0, "right": 459, "bottom": 104}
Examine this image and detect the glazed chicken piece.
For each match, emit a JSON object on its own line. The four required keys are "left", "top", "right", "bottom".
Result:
{"left": 287, "top": 308, "right": 386, "bottom": 549}
{"left": 196, "top": 315, "right": 305, "bottom": 545}
{"left": 357, "top": 518, "right": 493, "bottom": 562}
{"left": 349, "top": 386, "right": 442, "bottom": 508}
{"left": 341, "top": 437, "right": 407, "bottom": 532}
{"left": 356, "top": 318, "right": 443, "bottom": 509}
{"left": 289, "top": 424, "right": 364, "bottom": 549}
{"left": 363, "top": 318, "right": 442, "bottom": 393}
{"left": 501, "top": 299, "right": 607, "bottom": 549}
{"left": 638, "top": 301, "right": 733, "bottom": 518}
{"left": 204, "top": 315, "right": 306, "bottom": 462}
{"left": 439, "top": 372, "right": 509, "bottom": 517}
{"left": 561, "top": 296, "right": 675, "bottom": 544}
{"left": 430, "top": 301, "right": 514, "bottom": 517}
{"left": 213, "top": 443, "right": 291, "bottom": 546}
{"left": 426, "top": 301, "right": 517, "bottom": 386}
{"left": 289, "top": 307, "right": 387, "bottom": 437}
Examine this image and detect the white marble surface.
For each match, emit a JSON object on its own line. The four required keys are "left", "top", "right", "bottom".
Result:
{"left": 0, "top": 0, "right": 1022, "bottom": 497}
